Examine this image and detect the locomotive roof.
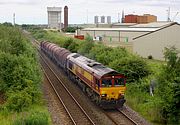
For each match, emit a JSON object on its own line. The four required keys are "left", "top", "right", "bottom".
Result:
{"left": 67, "top": 53, "right": 118, "bottom": 79}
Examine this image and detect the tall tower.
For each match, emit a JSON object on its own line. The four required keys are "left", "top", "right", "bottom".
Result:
{"left": 64, "top": 6, "right": 68, "bottom": 29}
{"left": 47, "top": 7, "right": 62, "bottom": 30}
{"left": 121, "top": 10, "right": 125, "bottom": 23}
{"left": 94, "top": 16, "right": 98, "bottom": 24}
{"left": 107, "top": 16, "right": 111, "bottom": 24}
{"left": 101, "top": 16, "right": 105, "bottom": 23}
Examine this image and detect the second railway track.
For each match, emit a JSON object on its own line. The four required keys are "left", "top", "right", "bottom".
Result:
{"left": 104, "top": 109, "right": 138, "bottom": 125}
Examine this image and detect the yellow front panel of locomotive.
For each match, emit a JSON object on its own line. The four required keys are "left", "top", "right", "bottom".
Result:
{"left": 100, "top": 87, "right": 126, "bottom": 100}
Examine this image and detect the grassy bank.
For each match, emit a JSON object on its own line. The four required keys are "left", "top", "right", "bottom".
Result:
{"left": 0, "top": 24, "right": 51, "bottom": 125}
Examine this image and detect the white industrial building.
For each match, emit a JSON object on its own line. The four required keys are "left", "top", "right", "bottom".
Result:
{"left": 79, "top": 22, "right": 180, "bottom": 60}
{"left": 47, "top": 7, "right": 62, "bottom": 30}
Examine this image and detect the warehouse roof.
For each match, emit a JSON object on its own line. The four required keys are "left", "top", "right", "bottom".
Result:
{"left": 133, "top": 22, "right": 178, "bottom": 40}
{"left": 130, "top": 21, "right": 175, "bottom": 28}
{"left": 112, "top": 23, "right": 136, "bottom": 26}
{"left": 82, "top": 27, "right": 159, "bottom": 32}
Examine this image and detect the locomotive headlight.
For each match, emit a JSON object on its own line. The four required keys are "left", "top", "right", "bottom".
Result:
{"left": 101, "top": 94, "right": 107, "bottom": 97}
{"left": 101, "top": 91, "right": 107, "bottom": 97}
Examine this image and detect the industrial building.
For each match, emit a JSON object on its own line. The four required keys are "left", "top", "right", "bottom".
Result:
{"left": 124, "top": 14, "right": 157, "bottom": 23}
{"left": 78, "top": 22, "right": 180, "bottom": 60}
{"left": 47, "top": 7, "right": 62, "bottom": 30}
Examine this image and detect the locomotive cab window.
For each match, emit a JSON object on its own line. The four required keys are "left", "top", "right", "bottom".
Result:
{"left": 102, "top": 79, "right": 112, "bottom": 87}
{"left": 114, "top": 78, "right": 125, "bottom": 86}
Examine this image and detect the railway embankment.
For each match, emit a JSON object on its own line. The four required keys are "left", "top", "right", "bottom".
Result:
{"left": 0, "top": 24, "right": 51, "bottom": 125}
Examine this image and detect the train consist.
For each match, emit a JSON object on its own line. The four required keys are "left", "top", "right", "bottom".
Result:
{"left": 40, "top": 41, "right": 126, "bottom": 109}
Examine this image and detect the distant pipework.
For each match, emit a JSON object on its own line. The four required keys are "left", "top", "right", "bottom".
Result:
{"left": 64, "top": 6, "right": 68, "bottom": 29}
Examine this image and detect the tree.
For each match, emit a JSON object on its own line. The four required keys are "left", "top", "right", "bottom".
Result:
{"left": 157, "top": 46, "right": 180, "bottom": 124}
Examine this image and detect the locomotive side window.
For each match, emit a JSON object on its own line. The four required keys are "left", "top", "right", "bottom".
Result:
{"left": 96, "top": 79, "right": 100, "bottom": 88}
{"left": 102, "top": 79, "right": 112, "bottom": 87}
{"left": 68, "top": 61, "right": 73, "bottom": 70}
{"left": 114, "top": 78, "right": 125, "bottom": 86}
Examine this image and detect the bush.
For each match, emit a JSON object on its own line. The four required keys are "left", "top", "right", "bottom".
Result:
{"left": 64, "top": 27, "right": 77, "bottom": 33}
{"left": 5, "top": 91, "right": 32, "bottom": 112}
{"left": 85, "top": 33, "right": 93, "bottom": 42}
{"left": 0, "top": 25, "right": 42, "bottom": 112}
{"left": 63, "top": 38, "right": 74, "bottom": 49}
{"left": 68, "top": 41, "right": 79, "bottom": 53}
{"left": 109, "top": 56, "right": 150, "bottom": 82}
{"left": 156, "top": 46, "right": 180, "bottom": 124}
{"left": 13, "top": 111, "right": 49, "bottom": 125}
{"left": 78, "top": 40, "right": 94, "bottom": 56}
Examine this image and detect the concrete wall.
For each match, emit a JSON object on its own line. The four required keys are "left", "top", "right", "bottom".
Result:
{"left": 133, "top": 24, "right": 180, "bottom": 60}
{"left": 79, "top": 29, "right": 148, "bottom": 53}
{"left": 80, "top": 30, "right": 147, "bottom": 43}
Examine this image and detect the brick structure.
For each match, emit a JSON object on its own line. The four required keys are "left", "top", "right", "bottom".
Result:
{"left": 64, "top": 6, "right": 68, "bottom": 29}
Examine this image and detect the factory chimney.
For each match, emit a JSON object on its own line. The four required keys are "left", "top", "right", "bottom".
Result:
{"left": 64, "top": 6, "right": 68, "bottom": 29}
{"left": 121, "top": 10, "right": 125, "bottom": 23}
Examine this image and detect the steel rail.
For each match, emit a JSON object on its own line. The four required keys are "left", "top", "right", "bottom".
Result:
{"left": 42, "top": 68, "right": 77, "bottom": 125}
{"left": 104, "top": 111, "right": 119, "bottom": 125}
{"left": 39, "top": 47, "right": 96, "bottom": 125}
{"left": 118, "top": 109, "right": 138, "bottom": 125}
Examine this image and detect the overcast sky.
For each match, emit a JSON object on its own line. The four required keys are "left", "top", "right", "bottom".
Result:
{"left": 0, "top": 0, "right": 179, "bottom": 24}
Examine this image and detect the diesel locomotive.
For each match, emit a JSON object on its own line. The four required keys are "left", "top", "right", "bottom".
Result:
{"left": 40, "top": 41, "right": 126, "bottom": 109}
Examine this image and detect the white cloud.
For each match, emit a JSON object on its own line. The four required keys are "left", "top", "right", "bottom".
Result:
{"left": 0, "top": 0, "right": 179, "bottom": 24}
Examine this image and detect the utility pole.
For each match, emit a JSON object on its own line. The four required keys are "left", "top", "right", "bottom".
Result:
{"left": 13, "top": 13, "right": 16, "bottom": 26}
{"left": 167, "top": 7, "right": 171, "bottom": 22}
{"left": 118, "top": 13, "right": 120, "bottom": 23}
{"left": 86, "top": 9, "right": 89, "bottom": 24}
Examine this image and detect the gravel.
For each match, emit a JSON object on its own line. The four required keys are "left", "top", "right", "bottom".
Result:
{"left": 42, "top": 74, "right": 73, "bottom": 125}
{"left": 120, "top": 105, "right": 152, "bottom": 125}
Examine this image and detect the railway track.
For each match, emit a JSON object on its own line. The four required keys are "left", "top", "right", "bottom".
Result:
{"left": 33, "top": 40, "right": 147, "bottom": 125}
{"left": 118, "top": 108, "right": 138, "bottom": 125}
{"left": 40, "top": 53, "right": 95, "bottom": 125}
{"left": 104, "top": 109, "right": 138, "bottom": 125}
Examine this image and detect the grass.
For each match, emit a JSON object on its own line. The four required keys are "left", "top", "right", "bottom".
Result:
{"left": 0, "top": 104, "right": 52, "bottom": 125}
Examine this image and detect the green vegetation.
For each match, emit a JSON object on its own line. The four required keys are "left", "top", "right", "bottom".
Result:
{"left": 13, "top": 111, "right": 49, "bottom": 125}
{"left": 127, "top": 47, "right": 180, "bottom": 125}
{"left": 28, "top": 27, "right": 180, "bottom": 125}
{"left": 0, "top": 24, "right": 51, "bottom": 124}
{"left": 63, "top": 26, "right": 78, "bottom": 33}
